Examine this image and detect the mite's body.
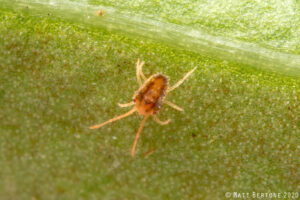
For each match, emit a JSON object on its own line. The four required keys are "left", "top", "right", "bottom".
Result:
{"left": 90, "top": 59, "right": 196, "bottom": 157}
{"left": 134, "top": 74, "right": 168, "bottom": 116}
{"left": 96, "top": 10, "right": 105, "bottom": 16}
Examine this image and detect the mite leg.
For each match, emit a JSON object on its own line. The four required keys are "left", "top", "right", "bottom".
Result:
{"left": 136, "top": 59, "right": 143, "bottom": 86}
{"left": 90, "top": 108, "right": 136, "bottom": 129}
{"left": 138, "top": 60, "right": 147, "bottom": 81}
{"left": 131, "top": 115, "right": 149, "bottom": 157}
{"left": 118, "top": 102, "right": 134, "bottom": 108}
{"left": 168, "top": 67, "right": 197, "bottom": 93}
{"left": 136, "top": 58, "right": 147, "bottom": 86}
{"left": 153, "top": 115, "right": 171, "bottom": 125}
{"left": 136, "top": 59, "right": 147, "bottom": 86}
{"left": 164, "top": 100, "right": 184, "bottom": 112}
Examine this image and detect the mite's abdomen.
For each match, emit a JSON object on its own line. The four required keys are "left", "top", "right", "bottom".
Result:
{"left": 135, "top": 74, "right": 168, "bottom": 115}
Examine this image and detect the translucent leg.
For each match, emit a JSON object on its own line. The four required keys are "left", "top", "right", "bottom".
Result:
{"left": 136, "top": 59, "right": 143, "bottom": 86}
{"left": 131, "top": 115, "right": 149, "bottom": 157}
{"left": 138, "top": 60, "right": 147, "bottom": 81}
{"left": 164, "top": 100, "right": 184, "bottom": 112}
{"left": 168, "top": 67, "right": 197, "bottom": 92}
{"left": 90, "top": 108, "right": 136, "bottom": 129}
{"left": 153, "top": 115, "right": 171, "bottom": 125}
{"left": 118, "top": 102, "right": 134, "bottom": 108}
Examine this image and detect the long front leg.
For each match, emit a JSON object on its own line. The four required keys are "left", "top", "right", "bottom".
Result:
{"left": 138, "top": 60, "right": 147, "bottom": 81}
{"left": 136, "top": 59, "right": 143, "bottom": 86}
{"left": 168, "top": 67, "right": 197, "bottom": 93}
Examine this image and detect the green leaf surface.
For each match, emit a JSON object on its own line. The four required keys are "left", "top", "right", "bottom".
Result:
{"left": 0, "top": 1, "right": 299, "bottom": 199}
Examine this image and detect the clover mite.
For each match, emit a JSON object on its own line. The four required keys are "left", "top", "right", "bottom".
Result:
{"left": 96, "top": 10, "right": 105, "bottom": 16}
{"left": 90, "top": 59, "right": 196, "bottom": 157}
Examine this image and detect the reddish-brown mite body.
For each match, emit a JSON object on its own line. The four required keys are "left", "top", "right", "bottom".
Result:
{"left": 134, "top": 74, "right": 168, "bottom": 116}
{"left": 90, "top": 59, "right": 196, "bottom": 157}
{"left": 96, "top": 10, "right": 105, "bottom": 16}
